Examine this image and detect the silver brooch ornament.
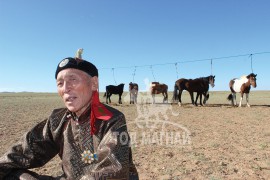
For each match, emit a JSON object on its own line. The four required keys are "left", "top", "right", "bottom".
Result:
{"left": 59, "top": 59, "right": 69, "bottom": 67}
{"left": 81, "top": 150, "right": 98, "bottom": 164}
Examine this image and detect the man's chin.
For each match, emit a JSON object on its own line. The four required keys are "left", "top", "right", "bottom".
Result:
{"left": 66, "top": 105, "right": 77, "bottom": 113}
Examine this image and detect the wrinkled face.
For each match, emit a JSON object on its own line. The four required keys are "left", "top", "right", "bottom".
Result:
{"left": 209, "top": 76, "right": 215, "bottom": 88}
{"left": 56, "top": 69, "right": 98, "bottom": 116}
{"left": 250, "top": 75, "right": 257, "bottom": 88}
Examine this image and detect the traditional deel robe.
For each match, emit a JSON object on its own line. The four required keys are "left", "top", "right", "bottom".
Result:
{"left": 0, "top": 105, "right": 138, "bottom": 180}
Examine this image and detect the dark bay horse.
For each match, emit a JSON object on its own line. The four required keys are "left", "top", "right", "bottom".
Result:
{"left": 227, "top": 73, "right": 257, "bottom": 107}
{"left": 173, "top": 75, "right": 215, "bottom": 106}
{"left": 150, "top": 82, "right": 168, "bottom": 104}
{"left": 129, "top": 82, "right": 139, "bottom": 104}
{"left": 104, "top": 83, "right": 125, "bottom": 104}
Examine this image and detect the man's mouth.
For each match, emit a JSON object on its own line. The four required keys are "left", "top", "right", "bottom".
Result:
{"left": 66, "top": 96, "right": 77, "bottom": 102}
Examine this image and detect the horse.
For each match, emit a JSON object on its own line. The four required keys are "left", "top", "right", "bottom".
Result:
{"left": 173, "top": 75, "right": 215, "bottom": 106}
{"left": 129, "top": 82, "right": 139, "bottom": 104}
{"left": 227, "top": 73, "right": 257, "bottom": 107}
{"left": 103, "top": 83, "right": 125, "bottom": 104}
{"left": 150, "top": 82, "right": 168, "bottom": 104}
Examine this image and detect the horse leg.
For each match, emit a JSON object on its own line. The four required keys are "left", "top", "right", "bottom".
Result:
{"left": 198, "top": 93, "right": 203, "bottom": 106}
{"left": 189, "top": 91, "right": 194, "bottom": 105}
{"left": 132, "top": 90, "right": 137, "bottom": 104}
{"left": 173, "top": 85, "right": 178, "bottom": 103}
{"left": 196, "top": 93, "right": 203, "bottom": 106}
{"left": 119, "top": 93, "right": 122, "bottom": 104}
{"left": 108, "top": 94, "right": 112, "bottom": 103}
{"left": 246, "top": 93, "right": 250, "bottom": 107}
{"left": 178, "top": 90, "right": 183, "bottom": 106}
{"left": 152, "top": 94, "right": 155, "bottom": 104}
{"left": 195, "top": 93, "right": 199, "bottom": 106}
{"left": 231, "top": 93, "right": 236, "bottom": 106}
{"left": 164, "top": 91, "right": 168, "bottom": 103}
{"left": 132, "top": 94, "right": 135, "bottom": 104}
{"left": 239, "top": 92, "right": 244, "bottom": 107}
{"left": 133, "top": 92, "right": 136, "bottom": 104}
{"left": 203, "top": 91, "right": 209, "bottom": 105}
{"left": 131, "top": 92, "right": 135, "bottom": 104}
{"left": 134, "top": 93, "right": 137, "bottom": 104}
{"left": 234, "top": 93, "right": 238, "bottom": 106}
{"left": 106, "top": 92, "right": 109, "bottom": 104}
{"left": 162, "top": 92, "right": 165, "bottom": 103}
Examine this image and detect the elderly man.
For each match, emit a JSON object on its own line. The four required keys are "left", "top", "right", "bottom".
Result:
{"left": 0, "top": 57, "right": 138, "bottom": 179}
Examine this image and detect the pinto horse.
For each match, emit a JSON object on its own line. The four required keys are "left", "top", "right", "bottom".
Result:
{"left": 150, "top": 82, "right": 168, "bottom": 104}
{"left": 227, "top": 73, "right": 257, "bottom": 107}
{"left": 129, "top": 82, "right": 139, "bottom": 104}
{"left": 104, "top": 83, "right": 125, "bottom": 104}
{"left": 173, "top": 75, "right": 215, "bottom": 106}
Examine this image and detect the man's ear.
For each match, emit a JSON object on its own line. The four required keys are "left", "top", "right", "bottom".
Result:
{"left": 91, "top": 76, "right": 99, "bottom": 91}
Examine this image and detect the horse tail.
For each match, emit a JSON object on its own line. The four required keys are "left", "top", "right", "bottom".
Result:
{"left": 165, "top": 84, "right": 168, "bottom": 100}
{"left": 206, "top": 93, "right": 210, "bottom": 100}
{"left": 103, "top": 92, "right": 107, "bottom": 97}
{"left": 173, "top": 84, "right": 178, "bottom": 100}
{"left": 227, "top": 94, "right": 233, "bottom": 101}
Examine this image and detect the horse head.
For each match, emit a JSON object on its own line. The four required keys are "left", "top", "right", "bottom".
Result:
{"left": 209, "top": 75, "right": 215, "bottom": 88}
{"left": 151, "top": 82, "right": 159, "bottom": 86}
{"left": 119, "top": 83, "right": 125, "bottom": 88}
{"left": 247, "top": 73, "right": 257, "bottom": 88}
{"left": 129, "top": 82, "right": 139, "bottom": 91}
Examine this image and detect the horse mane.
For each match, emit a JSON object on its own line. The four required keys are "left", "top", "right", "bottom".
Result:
{"left": 197, "top": 77, "right": 207, "bottom": 80}
{"left": 150, "top": 82, "right": 159, "bottom": 87}
{"left": 247, "top": 73, "right": 257, "bottom": 78}
{"left": 240, "top": 75, "right": 247, "bottom": 79}
{"left": 194, "top": 76, "right": 210, "bottom": 81}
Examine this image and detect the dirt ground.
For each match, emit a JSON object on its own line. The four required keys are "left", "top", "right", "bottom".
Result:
{"left": 0, "top": 91, "right": 270, "bottom": 180}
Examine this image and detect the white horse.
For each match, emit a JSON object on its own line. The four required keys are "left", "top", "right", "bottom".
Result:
{"left": 227, "top": 73, "right": 257, "bottom": 107}
{"left": 129, "top": 82, "right": 139, "bottom": 104}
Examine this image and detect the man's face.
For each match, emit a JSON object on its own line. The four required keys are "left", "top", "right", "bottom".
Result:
{"left": 56, "top": 68, "right": 98, "bottom": 116}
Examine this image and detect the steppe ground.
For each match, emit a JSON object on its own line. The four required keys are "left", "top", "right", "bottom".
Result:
{"left": 0, "top": 91, "right": 270, "bottom": 180}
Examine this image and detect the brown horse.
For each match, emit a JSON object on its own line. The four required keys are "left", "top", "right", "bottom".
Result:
{"left": 227, "top": 73, "right": 257, "bottom": 107}
{"left": 150, "top": 82, "right": 168, "bottom": 104}
{"left": 173, "top": 75, "right": 215, "bottom": 106}
{"left": 129, "top": 82, "right": 139, "bottom": 104}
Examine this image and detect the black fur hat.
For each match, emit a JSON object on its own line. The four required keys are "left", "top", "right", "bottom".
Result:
{"left": 55, "top": 57, "right": 98, "bottom": 79}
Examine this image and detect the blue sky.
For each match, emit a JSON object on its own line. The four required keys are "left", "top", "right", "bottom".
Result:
{"left": 1, "top": 0, "right": 270, "bottom": 92}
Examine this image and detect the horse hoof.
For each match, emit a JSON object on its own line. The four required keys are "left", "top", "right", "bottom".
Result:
{"left": 178, "top": 102, "right": 181, "bottom": 107}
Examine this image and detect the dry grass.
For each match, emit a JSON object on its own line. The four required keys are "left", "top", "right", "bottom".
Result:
{"left": 0, "top": 91, "right": 270, "bottom": 179}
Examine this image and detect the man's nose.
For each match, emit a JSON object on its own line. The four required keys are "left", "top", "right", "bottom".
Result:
{"left": 63, "top": 82, "right": 71, "bottom": 93}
